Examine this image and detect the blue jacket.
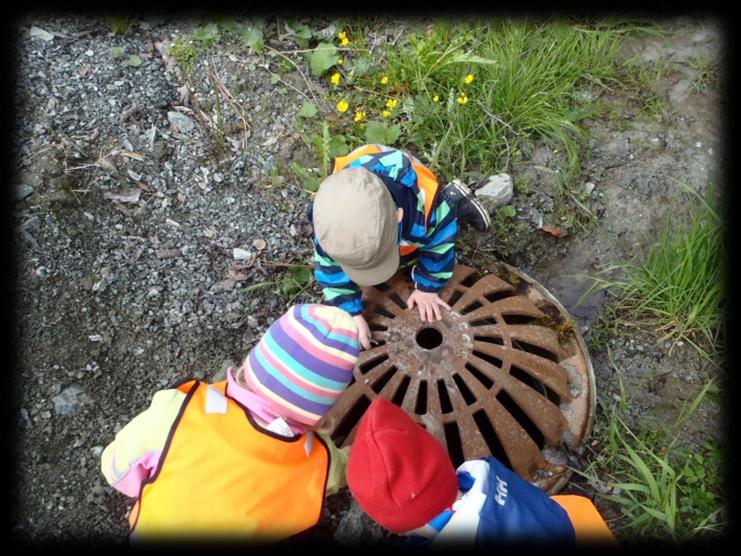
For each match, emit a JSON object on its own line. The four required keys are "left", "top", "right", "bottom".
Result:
{"left": 407, "top": 457, "right": 577, "bottom": 546}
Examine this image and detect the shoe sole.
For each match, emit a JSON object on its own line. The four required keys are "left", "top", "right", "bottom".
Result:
{"left": 448, "top": 181, "right": 491, "bottom": 230}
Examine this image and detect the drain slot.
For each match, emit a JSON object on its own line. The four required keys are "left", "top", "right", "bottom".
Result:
{"left": 465, "top": 363, "right": 494, "bottom": 389}
{"left": 318, "top": 263, "right": 595, "bottom": 494}
{"left": 473, "top": 409, "right": 512, "bottom": 470}
{"left": 496, "top": 389, "right": 545, "bottom": 449}
{"left": 437, "top": 379, "right": 453, "bottom": 414}
{"left": 452, "top": 373, "right": 476, "bottom": 405}
{"left": 332, "top": 395, "right": 371, "bottom": 446}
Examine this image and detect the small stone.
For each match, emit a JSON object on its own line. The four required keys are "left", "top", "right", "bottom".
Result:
{"left": 52, "top": 386, "right": 91, "bottom": 416}
{"left": 29, "top": 26, "right": 55, "bottom": 41}
{"left": 584, "top": 182, "right": 595, "bottom": 196}
{"left": 167, "top": 111, "right": 195, "bottom": 133}
{"left": 15, "top": 184, "right": 34, "bottom": 203}
{"left": 474, "top": 173, "right": 513, "bottom": 209}
{"left": 233, "top": 248, "right": 251, "bottom": 260}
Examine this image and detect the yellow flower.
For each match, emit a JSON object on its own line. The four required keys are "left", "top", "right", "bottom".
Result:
{"left": 385, "top": 98, "right": 397, "bottom": 109}
{"left": 456, "top": 93, "right": 469, "bottom": 105}
{"left": 330, "top": 72, "right": 341, "bottom": 86}
{"left": 336, "top": 100, "right": 349, "bottom": 113}
{"left": 338, "top": 31, "right": 350, "bottom": 46}
{"left": 382, "top": 110, "right": 391, "bottom": 118}
{"left": 337, "top": 57, "right": 343, "bottom": 65}
{"left": 380, "top": 75, "right": 389, "bottom": 85}
{"left": 464, "top": 73, "right": 474, "bottom": 85}
{"left": 354, "top": 110, "right": 365, "bottom": 122}
{"left": 432, "top": 95, "right": 440, "bottom": 103}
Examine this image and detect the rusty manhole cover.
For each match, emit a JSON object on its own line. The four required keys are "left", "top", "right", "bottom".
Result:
{"left": 318, "top": 263, "right": 595, "bottom": 493}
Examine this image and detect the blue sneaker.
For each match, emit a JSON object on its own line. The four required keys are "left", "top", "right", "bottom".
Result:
{"left": 441, "top": 179, "right": 491, "bottom": 231}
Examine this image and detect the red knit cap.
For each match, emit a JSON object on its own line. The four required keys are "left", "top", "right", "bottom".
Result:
{"left": 346, "top": 397, "right": 458, "bottom": 533}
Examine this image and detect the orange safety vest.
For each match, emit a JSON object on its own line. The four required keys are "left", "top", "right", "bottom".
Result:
{"left": 128, "top": 380, "right": 330, "bottom": 540}
{"left": 332, "top": 144, "right": 440, "bottom": 256}
{"left": 551, "top": 495, "right": 619, "bottom": 545}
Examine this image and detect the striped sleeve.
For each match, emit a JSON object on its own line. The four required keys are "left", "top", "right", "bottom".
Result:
{"left": 312, "top": 236, "right": 363, "bottom": 316}
{"left": 412, "top": 198, "right": 458, "bottom": 292}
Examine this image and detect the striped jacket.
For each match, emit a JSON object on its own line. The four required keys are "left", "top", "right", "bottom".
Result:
{"left": 308, "top": 145, "right": 458, "bottom": 316}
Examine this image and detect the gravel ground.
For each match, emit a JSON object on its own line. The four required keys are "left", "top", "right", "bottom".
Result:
{"left": 11, "top": 14, "right": 725, "bottom": 546}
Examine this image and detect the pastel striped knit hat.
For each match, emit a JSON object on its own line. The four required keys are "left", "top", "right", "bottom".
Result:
{"left": 242, "top": 304, "right": 360, "bottom": 427}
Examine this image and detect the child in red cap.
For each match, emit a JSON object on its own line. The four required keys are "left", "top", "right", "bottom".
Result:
{"left": 347, "top": 397, "right": 618, "bottom": 547}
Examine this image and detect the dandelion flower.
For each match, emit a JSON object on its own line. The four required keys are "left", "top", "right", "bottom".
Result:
{"left": 338, "top": 31, "right": 350, "bottom": 46}
{"left": 382, "top": 110, "right": 391, "bottom": 118}
{"left": 337, "top": 58, "right": 344, "bottom": 65}
{"left": 432, "top": 95, "right": 440, "bottom": 103}
{"left": 380, "top": 75, "right": 389, "bottom": 85}
{"left": 354, "top": 110, "right": 365, "bottom": 122}
{"left": 330, "top": 72, "right": 341, "bottom": 86}
{"left": 336, "top": 100, "right": 349, "bottom": 113}
{"left": 456, "top": 93, "right": 469, "bottom": 105}
{"left": 464, "top": 73, "right": 474, "bottom": 85}
{"left": 385, "top": 98, "right": 397, "bottom": 109}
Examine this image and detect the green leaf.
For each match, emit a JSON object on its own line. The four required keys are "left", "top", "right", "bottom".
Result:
{"left": 449, "top": 53, "right": 499, "bottom": 66}
{"left": 124, "top": 54, "right": 142, "bottom": 67}
{"left": 193, "top": 23, "right": 220, "bottom": 43}
{"left": 349, "top": 57, "right": 370, "bottom": 77}
{"left": 364, "top": 121, "right": 401, "bottom": 145}
{"left": 109, "top": 46, "right": 126, "bottom": 59}
{"left": 215, "top": 16, "right": 237, "bottom": 34}
{"left": 277, "top": 87, "right": 288, "bottom": 94}
{"left": 309, "top": 42, "right": 339, "bottom": 77}
{"left": 297, "top": 102, "right": 318, "bottom": 118}
{"left": 401, "top": 96, "right": 416, "bottom": 116}
{"left": 499, "top": 205, "right": 516, "bottom": 218}
{"left": 286, "top": 20, "right": 312, "bottom": 48}
{"left": 327, "top": 136, "right": 348, "bottom": 158}
{"left": 270, "top": 74, "right": 281, "bottom": 85}
{"left": 241, "top": 26, "right": 264, "bottom": 52}
{"left": 314, "top": 22, "right": 338, "bottom": 42}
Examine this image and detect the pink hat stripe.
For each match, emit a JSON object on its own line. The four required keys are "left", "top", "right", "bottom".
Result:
{"left": 256, "top": 341, "right": 343, "bottom": 399}
{"left": 243, "top": 362, "right": 321, "bottom": 424}
{"left": 281, "top": 313, "right": 358, "bottom": 369}
{"left": 307, "top": 306, "right": 359, "bottom": 341}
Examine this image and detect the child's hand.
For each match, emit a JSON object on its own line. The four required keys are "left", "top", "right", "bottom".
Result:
{"left": 352, "top": 314, "right": 372, "bottom": 350}
{"left": 406, "top": 290, "right": 451, "bottom": 322}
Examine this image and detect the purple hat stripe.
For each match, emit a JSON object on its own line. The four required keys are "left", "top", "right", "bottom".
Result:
{"left": 248, "top": 350, "right": 334, "bottom": 416}
{"left": 272, "top": 319, "right": 355, "bottom": 384}
{"left": 293, "top": 305, "right": 360, "bottom": 355}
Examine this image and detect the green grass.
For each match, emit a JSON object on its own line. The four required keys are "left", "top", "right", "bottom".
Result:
{"left": 293, "top": 18, "right": 663, "bottom": 231}
{"left": 169, "top": 36, "right": 199, "bottom": 75}
{"left": 381, "top": 20, "right": 623, "bottom": 182}
{"left": 106, "top": 14, "right": 133, "bottom": 35}
{"left": 574, "top": 360, "right": 726, "bottom": 542}
{"left": 583, "top": 180, "right": 725, "bottom": 359}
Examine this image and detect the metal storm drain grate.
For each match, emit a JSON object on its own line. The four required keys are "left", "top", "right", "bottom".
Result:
{"left": 317, "top": 263, "right": 596, "bottom": 493}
